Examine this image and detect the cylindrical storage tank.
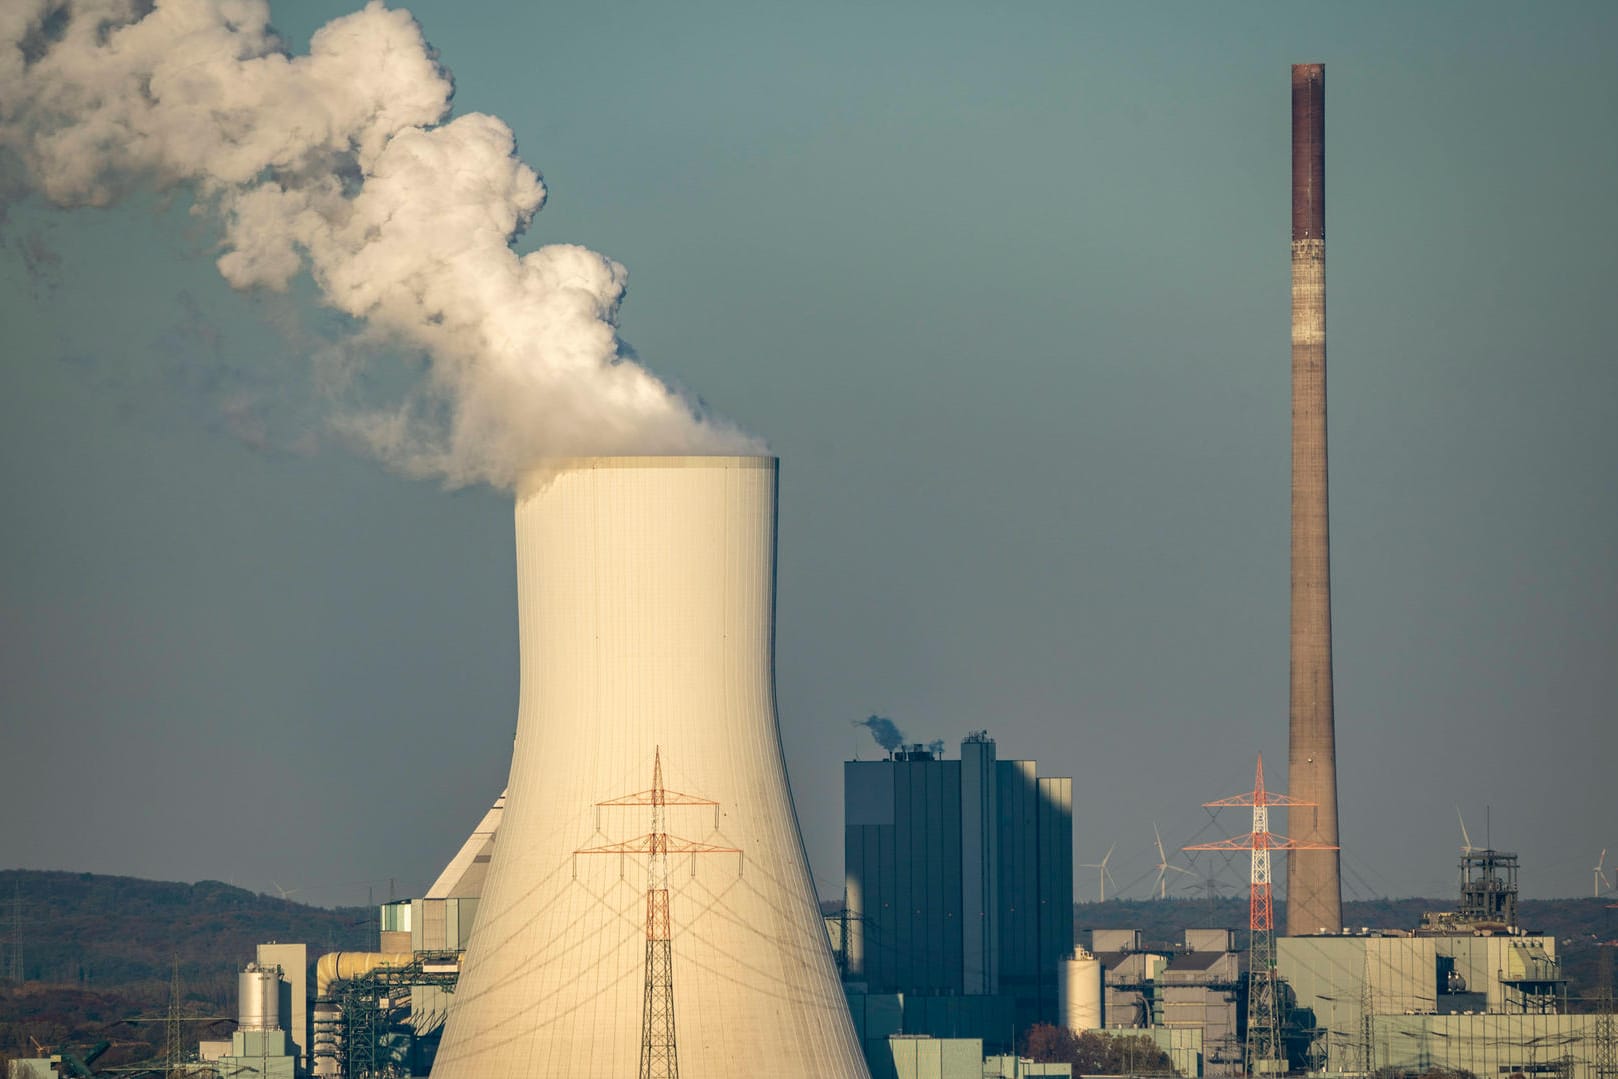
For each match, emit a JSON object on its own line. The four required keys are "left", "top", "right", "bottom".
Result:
{"left": 1058, "top": 948, "right": 1103, "bottom": 1033}
{"left": 238, "top": 964, "right": 280, "bottom": 1031}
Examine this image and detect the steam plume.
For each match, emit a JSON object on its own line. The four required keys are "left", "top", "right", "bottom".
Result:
{"left": 0, "top": 0, "right": 761, "bottom": 490}
{"left": 852, "top": 714, "right": 904, "bottom": 754}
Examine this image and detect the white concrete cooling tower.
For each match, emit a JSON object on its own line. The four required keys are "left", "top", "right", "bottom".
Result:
{"left": 430, "top": 456, "right": 868, "bottom": 1079}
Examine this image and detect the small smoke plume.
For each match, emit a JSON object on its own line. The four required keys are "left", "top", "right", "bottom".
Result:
{"left": 852, "top": 714, "right": 905, "bottom": 754}
{"left": 0, "top": 0, "right": 761, "bottom": 490}
{"left": 927, "top": 738, "right": 945, "bottom": 758}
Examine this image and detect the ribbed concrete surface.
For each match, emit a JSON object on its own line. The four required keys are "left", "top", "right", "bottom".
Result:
{"left": 430, "top": 456, "right": 869, "bottom": 1078}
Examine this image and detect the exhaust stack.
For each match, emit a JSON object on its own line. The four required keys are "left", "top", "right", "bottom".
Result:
{"left": 1285, "top": 63, "right": 1343, "bottom": 937}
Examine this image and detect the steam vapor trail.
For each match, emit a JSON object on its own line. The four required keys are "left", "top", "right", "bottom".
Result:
{"left": 0, "top": 0, "right": 761, "bottom": 490}
{"left": 853, "top": 714, "right": 905, "bottom": 754}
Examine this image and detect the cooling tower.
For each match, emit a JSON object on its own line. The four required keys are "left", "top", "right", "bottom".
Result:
{"left": 1285, "top": 63, "right": 1343, "bottom": 937}
{"left": 430, "top": 456, "right": 869, "bottom": 1079}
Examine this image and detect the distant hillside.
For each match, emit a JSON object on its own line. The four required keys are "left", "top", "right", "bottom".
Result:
{"left": 4, "top": 870, "right": 1613, "bottom": 1063}
{"left": 1073, "top": 895, "right": 1618, "bottom": 1005}
{"left": 0, "top": 869, "right": 374, "bottom": 1060}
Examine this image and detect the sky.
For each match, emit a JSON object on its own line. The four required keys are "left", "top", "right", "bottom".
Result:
{"left": 2, "top": 0, "right": 1615, "bottom": 910}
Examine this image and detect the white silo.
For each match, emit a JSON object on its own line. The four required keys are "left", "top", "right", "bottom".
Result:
{"left": 1058, "top": 948, "right": 1103, "bottom": 1033}
{"left": 238, "top": 963, "right": 281, "bottom": 1032}
{"left": 430, "top": 456, "right": 868, "bottom": 1079}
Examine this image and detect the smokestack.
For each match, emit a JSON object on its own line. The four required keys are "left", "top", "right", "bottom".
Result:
{"left": 430, "top": 457, "right": 867, "bottom": 1077}
{"left": 1285, "top": 63, "right": 1343, "bottom": 936}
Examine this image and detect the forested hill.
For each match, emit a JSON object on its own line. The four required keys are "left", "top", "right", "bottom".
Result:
{"left": 1073, "top": 895, "right": 1618, "bottom": 1003}
{"left": 0, "top": 870, "right": 374, "bottom": 1062}
{"left": 0, "top": 869, "right": 375, "bottom": 992}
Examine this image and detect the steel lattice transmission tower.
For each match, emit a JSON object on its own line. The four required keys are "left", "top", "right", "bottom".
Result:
{"left": 1596, "top": 944, "right": 1616, "bottom": 1079}
{"left": 575, "top": 748, "right": 741, "bottom": 1079}
{"left": 8, "top": 883, "right": 22, "bottom": 984}
{"left": 1188, "top": 755, "right": 1337, "bottom": 1075}
{"left": 164, "top": 958, "right": 187, "bottom": 1079}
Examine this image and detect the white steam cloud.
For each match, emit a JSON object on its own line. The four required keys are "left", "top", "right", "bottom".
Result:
{"left": 0, "top": 0, "right": 762, "bottom": 489}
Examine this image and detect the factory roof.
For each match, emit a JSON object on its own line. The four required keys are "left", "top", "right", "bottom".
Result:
{"left": 424, "top": 789, "right": 505, "bottom": 899}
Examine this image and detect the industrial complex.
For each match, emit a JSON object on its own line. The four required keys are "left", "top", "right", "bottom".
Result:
{"left": 10, "top": 62, "right": 1614, "bottom": 1079}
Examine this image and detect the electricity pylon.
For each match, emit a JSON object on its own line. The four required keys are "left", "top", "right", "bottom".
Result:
{"left": 1596, "top": 944, "right": 1615, "bottom": 1079}
{"left": 1186, "top": 755, "right": 1337, "bottom": 1075}
{"left": 575, "top": 747, "right": 741, "bottom": 1079}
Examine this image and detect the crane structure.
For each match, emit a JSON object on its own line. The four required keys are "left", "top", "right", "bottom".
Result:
{"left": 574, "top": 748, "right": 740, "bottom": 1079}
{"left": 1186, "top": 755, "right": 1336, "bottom": 1075}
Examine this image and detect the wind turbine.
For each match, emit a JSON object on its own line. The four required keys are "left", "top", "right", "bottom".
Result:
{"left": 1457, "top": 808, "right": 1476, "bottom": 855}
{"left": 1594, "top": 850, "right": 1612, "bottom": 898}
{"left": 270, "top": 881, "right": 301, "bottom": 901}
{"left": 1152, "top": 823, "right": 1197, "bottom": 899}
{"left": 1080, "top": 844, "right": 1118, "bottom": 903}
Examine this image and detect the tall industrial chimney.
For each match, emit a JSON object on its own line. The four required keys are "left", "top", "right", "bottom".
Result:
{"left": 429, "top": 457, "right": 869, "bottom": 1078}
{"left": 1284, "top": 63, "right": 1343, "bottom": 937}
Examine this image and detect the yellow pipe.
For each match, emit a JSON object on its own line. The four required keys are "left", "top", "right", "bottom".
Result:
{"left": 315, "top": 952, "right": 414, "bottom": 998}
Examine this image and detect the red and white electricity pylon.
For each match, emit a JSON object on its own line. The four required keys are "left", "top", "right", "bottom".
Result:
{"left": 1186, "top": 754, "right": 1337, "bottom": 1075}
{"left": 575, "top": 748, "right": 740, "bottom": 1079}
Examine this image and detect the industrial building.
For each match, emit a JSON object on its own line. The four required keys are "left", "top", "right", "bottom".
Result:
{"left": 196, "top": 946, "right": 308, "bottom": 1079}
{"left": 1277, "top": 849, "right": 1607, "bottom": 1079}
{"left": 841, "top": 732, "right": 1073, "bottom": 1052}
{"left": 1082, "top": 928, "right": 1244, "bottom": 1077}
{"left": 833, "top": 732, "right": 1075, "bottom": 1073}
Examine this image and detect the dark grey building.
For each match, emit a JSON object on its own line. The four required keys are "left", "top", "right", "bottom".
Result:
{"left": 843, "top": 733, "right": 1073, "bottom": 1039}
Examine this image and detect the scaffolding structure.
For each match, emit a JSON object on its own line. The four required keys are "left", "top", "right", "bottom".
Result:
{"left": 1187, "top": 755, "right": 1336, "bottom": 1075}
{"left": 1460, "top": 849, "right": 1520, "bottom": 928}
{"left": 574, "top": 748, "right": 740, "bottom": 1079}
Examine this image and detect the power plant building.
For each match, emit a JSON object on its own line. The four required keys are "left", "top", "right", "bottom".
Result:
{"left": 843, "top": 733, "right": 1073, "bottom": 1043}
{"left": 1088, "top": 928, "right": 1244, "bottom": 1077}
{"left": 1277, "top": 851, "right": 1601, "bottom": 1079}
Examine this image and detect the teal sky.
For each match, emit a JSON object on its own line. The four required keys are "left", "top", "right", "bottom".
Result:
{"left": 2, "top": 0, "right": 1615, "bottom": 907}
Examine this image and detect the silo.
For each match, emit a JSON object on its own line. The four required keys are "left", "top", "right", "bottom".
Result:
{"left": 430, "top": 457, "right": 869, "bottom": 1079}
{"left": 1058, "top": 949, "right": 1103, "bottom": 1033}
{"left": 238, "top": 963, "right": 281, "bottom": 1031}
